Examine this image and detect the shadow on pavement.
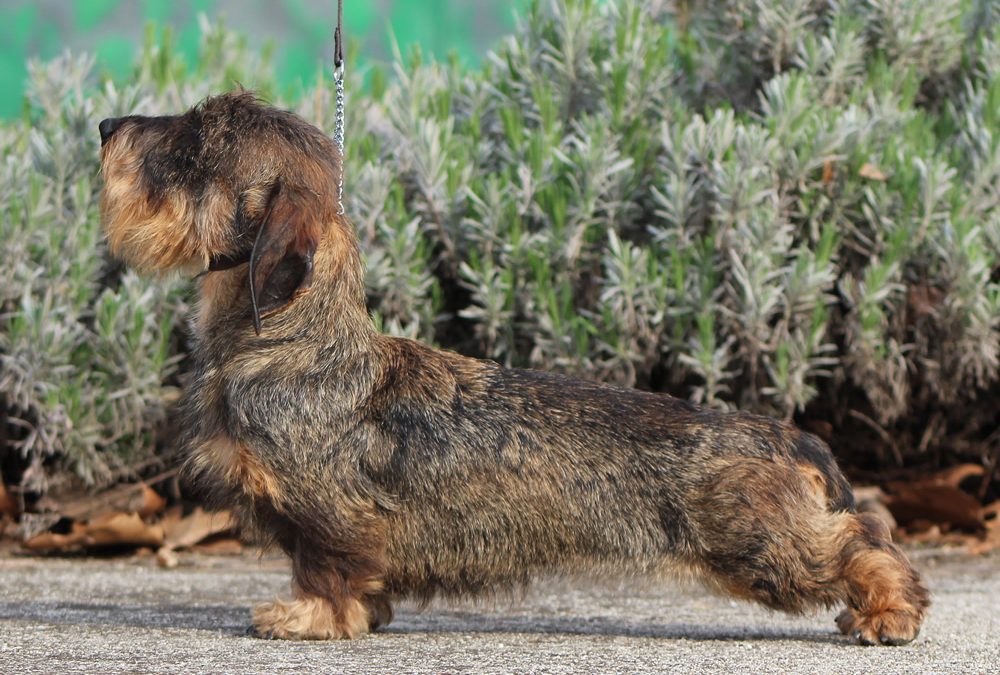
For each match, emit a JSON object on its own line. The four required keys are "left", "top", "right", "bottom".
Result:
{"left": 388, "top": 610, "right": 845, "bottom": 645}
{"left": 0, "top": 600, "right": 845, "bottom": 645}
{"left": 0, "top": 601, "right": 249, "bottom": 634}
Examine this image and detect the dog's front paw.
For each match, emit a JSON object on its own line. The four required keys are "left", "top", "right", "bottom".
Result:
{"left": 365, "top": 594, "right": 394, "bottom": 632}
{"left": 846, "top": 607, "right": 922, "bottom": 646}
{"left": 251, "top": 596, "right": 370, "bottom": 640}
{"left": 835, "top": 608, "right": 856, "bottom": 635}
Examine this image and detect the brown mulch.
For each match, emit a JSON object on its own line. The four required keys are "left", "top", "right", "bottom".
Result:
{"left": 860, "top": 463, "right": 1000, "bottom": 555}
{"left": 1, "top": 474, "right": 241, "bottom": 565}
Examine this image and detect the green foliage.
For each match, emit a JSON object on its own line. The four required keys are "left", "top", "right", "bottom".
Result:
{"left": 3, "top": 1, "right": 1000, "bottom": 490}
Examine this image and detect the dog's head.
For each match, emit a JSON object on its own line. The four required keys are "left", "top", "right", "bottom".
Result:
{"left": 98, "top": 91, "right": 343, "bottom": 332}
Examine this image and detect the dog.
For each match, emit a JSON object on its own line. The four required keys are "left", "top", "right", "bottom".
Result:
{"left": 97, "top": 92, "right": 929, "bottom": 645}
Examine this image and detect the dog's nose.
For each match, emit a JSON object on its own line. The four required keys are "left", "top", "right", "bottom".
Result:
{"left": 98, "top": 117, "right": 124, "bottom": 146}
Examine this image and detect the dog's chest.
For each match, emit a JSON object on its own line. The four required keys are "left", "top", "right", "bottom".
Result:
{"left": 190, "top": 434, "right": 284, "bottom": 503}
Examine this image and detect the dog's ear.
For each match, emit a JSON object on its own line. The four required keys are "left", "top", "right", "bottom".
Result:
{"left": 248, "top": 184, "right": 319, "bottom": 334}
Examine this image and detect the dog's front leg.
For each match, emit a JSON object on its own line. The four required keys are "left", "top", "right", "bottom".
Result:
{"left": 252, "top": 534, "right": 388, "bottom": 640}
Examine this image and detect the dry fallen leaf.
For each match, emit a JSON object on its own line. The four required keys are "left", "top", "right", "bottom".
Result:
{"left": 985, "top": 500, "right": 1000, "bottom": 524}
{"left": 34, "top": 475, "right": 175, "bottom": 523}
{"left": 881, "top": 462, "right": 992, "bottom": 537}
{"left": 822, "top": 160, "right": 835, "bottom": 185}
{"left": 23, "top": 512, "right": 165, "bottom": 553}
{"left": 163, "top": 508, "right": 236, "bottom": 550}
{"left": 156, "top": 546, "right": 180, "bottom": 568}
{"left": 884, "top": 483, "right": 984, "bottom": 532}
{"left": 929, "top": 463, "right": 984, "bottom": 489}
{"left": 962, "top": 501, "right": 1000, "bottom": 554}
{"left": 0, "top": 479, "right": 18, "bottom": 518}
{"left": 907, "top": 285, "right": 944, "bottom": 321}
{"left": 87, "top": 511, "right": 165, "bottom": 546}
{"left": 192, "top": 538, "right": 244, "bottom": 555}
{"left": 859, "top": 162, "right": 887, "bottom": 181}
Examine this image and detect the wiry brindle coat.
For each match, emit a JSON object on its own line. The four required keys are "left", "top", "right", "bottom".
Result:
{"left": 98, "top": 93, "right": 928, "bottom": 645}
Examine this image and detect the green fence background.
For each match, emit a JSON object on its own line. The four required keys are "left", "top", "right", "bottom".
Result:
{"left": 0, "top": 0, "right": 529, "bottom": 118}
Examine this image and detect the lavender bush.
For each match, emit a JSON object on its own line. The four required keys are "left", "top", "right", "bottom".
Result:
{"left": 2, "top": 1, "right": 998, "bottom": 493}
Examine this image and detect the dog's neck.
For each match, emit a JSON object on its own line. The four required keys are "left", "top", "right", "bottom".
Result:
{"left": 194, "top": 221, "right": 375, "bottom": 365}
{"left": 295, "top": 223, "right": 374, "bottom": 343}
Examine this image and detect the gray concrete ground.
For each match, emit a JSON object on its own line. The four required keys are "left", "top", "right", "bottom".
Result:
{"left": 0, "top": 548, "right": 997, "bottom": 674}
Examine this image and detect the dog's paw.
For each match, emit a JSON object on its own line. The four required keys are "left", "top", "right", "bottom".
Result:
{"left": 365, "top": 595, "right": 394, "bottom": 632}
{"left": 251, "top": 597, "right": 369, "bottom": 641}
{"left": 835, "top": 608, "right": 855, "bottom": 635}
{"left": 847, "top": 608, "right": 921, "bottom": 646}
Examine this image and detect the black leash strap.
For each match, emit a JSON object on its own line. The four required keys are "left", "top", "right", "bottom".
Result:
{"left": 334, "top": 0, "right": 344, "bottom": 69}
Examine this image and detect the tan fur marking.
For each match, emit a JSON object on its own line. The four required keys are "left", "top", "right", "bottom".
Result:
{"left": 796, "top": 462, "right": 828, "bottom": 507}
{"left": 102, "top": 181, "right": 204, "bottom": 271}
{"left": 195, "top": 273, "right": 226, "bottom": 337}
{"left": 192, "top": 435, "right": 283, "bottom": 503}
{"left": 253, "top": 575, "right": 379, "bottom": 641}
{"left": 237, "top": 445, "right": 283, "bottom": 501}
{"left": 195, "top": 271, "right": 246, "bottom": 339}
{"left": 196, "top": 187, "right": 235, "bottom": 242}
{"left": 252, "top": 594, "right": 370, "bottom": 640}
{"left": 100, "top": 131, "right": 234, "bottom": 273}
{"left": 240, "top": 186, "right": 270, "bottom": 214}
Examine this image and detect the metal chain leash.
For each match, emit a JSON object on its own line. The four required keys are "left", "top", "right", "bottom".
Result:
{"left": 333, "top": 0, "right": 346, "bottom": 216}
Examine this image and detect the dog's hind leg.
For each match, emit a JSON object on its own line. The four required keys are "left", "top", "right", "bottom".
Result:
{"left": 830, "top": 511, "right": 929, "bottom": 645}
{"left": 688, "top": 458, "right": 928, "bottom": 645}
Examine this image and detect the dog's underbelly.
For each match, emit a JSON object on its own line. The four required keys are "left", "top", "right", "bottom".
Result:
{"left": 376, "top": 479, "right": 692, "bottom": 599}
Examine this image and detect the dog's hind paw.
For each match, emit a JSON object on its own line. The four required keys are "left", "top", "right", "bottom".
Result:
{"left": 842, "top": 607, "right": 922, "bottom": 646}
